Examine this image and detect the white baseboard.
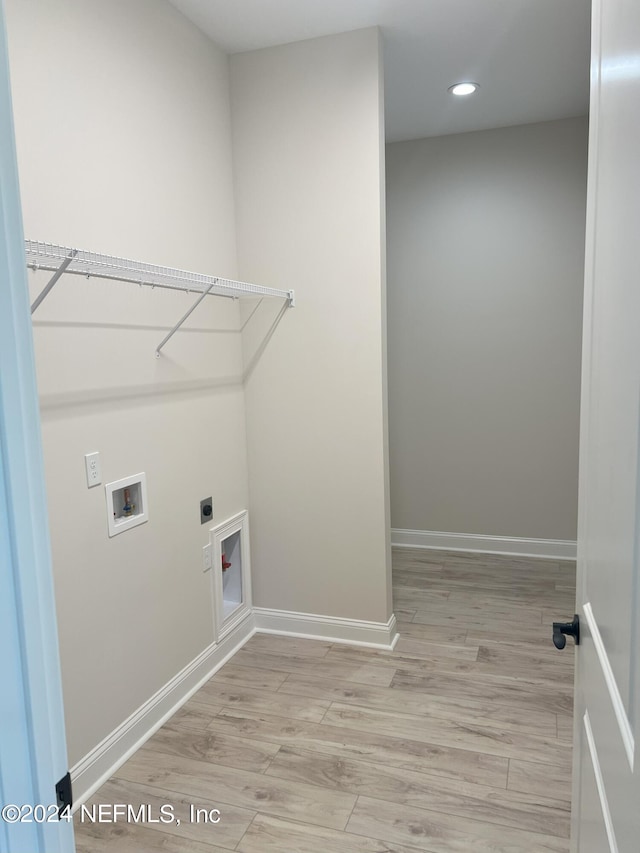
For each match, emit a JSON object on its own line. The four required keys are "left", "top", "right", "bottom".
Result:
{"left": 70, "top": 612, "right": 256, "bottom": 809}
{"left": 253, "top": 607, "right": 399, "bottom": 650}
{"left": 391, "top": 528, "right": 576, "bottom": 560}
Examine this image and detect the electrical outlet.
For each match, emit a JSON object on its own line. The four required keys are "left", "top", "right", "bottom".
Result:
{"left": 200, "top": 497, "right": 213, "bottom": 525}
{"left": 202, "top": 544, "right": 212, "bottom": 572}
{"left": 84, "top": 452, "right": 101, "bottom": 488}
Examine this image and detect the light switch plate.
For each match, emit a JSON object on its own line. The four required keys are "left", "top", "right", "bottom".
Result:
{"left": 202, "top": 544, "right": 212, "bottom": 572}
{"left": 84, "top": 452, "right": 101, "bottom": 488}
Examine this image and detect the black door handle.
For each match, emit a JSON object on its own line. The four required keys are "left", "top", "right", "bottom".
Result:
{"left": 553, "top": 614, "right": 580, "bottom": 649}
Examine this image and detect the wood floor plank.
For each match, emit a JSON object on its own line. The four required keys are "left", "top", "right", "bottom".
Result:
{"left": 394, "top": 607, "right": 418, "bottom": 621}
{"left": 437, "top": 564, "right": 561, "bottom": 579}
{"left": 74, "top": 822, "right": 229, "bottom": 853}
{"left": 508, "top": 758, "right": 573, "bottom": 802}
{"left": 392, "top": 579, "right": 451, "bottom": 593}
{"left": 206, "top": 708, "right": 509, "bottom": 787}
{"left": 475, "top": 644, "right": 573, "bottom": 681}
{"left": 555, "top": 583, "right": 578, "bottom": 593}
{"left": 167, "top": 699, "right": 222, "bottom": 732}
{"left": 450, "top": 561, "right": 568, "bottom": 576}
{"left": 266, "top": 745, "right": 570, "bottom": 837}
{"left": 391, "top": 669, "right": 573, "bottom": 715}
{"left": 465, "top": 625, "right": 563, "bottom": 649}
{"left": 416, "top": 558, "right": 561, "bottom": 575}
{"left": 76, "top": 778, "right": 255, "bottom": 849}
{"left": 392, "top": 575, "right": 451, "bottom": 595}
{"left": 205, "top": 662, "right": 290, "bottom": 691}
{"left": 143, "top": 722, "right": 280, "bottom": 772}
{"left": 395, "top": 572, "right": 564, "bottom": 602}
{"left": 395, "top": 621, "right": 468, "bottom": 645}
{"left": 237, "top": 812, "right": 428, "bottom": 853}
{"left": 435, "top": 571, "right": 561, "bottom": 585}
{"left": 412, "top": 610, "right": 545, "bottom": 633}
{"left": 415, "top": 586, "right": 561, "bottom": 604}
{"left": 398, "top": 590, "right": 557, "bottom": 609}
{"left": 419, "top": 550, "right": 564, "bottom": 569}
{"left": 242, "top": 633, "right": 332, "bottom": 657}
{"left": 324, "top": 644, "right": 484, "bottom": 674}
{"left": 476, "top": 639, "right": 575, "bottom": 670}
{"left": 393, "top": 637, "right": 479, "bottom": 661}
{"left": 195, "top": 682, "right": 331, "bottom": 722}
{"left": 351, "top": 663, "right": 398, "bottom": 687}
{"left": 230, "top": 647, "right": 398, "bottom": 686}
{"left": 392, "top": 590, "right": 452, "bottom": 606}
{"left": 468, "top": 638, "right": 573, "bottom": 661}
{"left": 323, "top": 702, "right": 572, "bottom": 765}
{"left": 447, "top": 590, "right": 574, "bottom": 610}
{"left": 324, "top": 643, "right": 570, "bottom": 687}
{"left": 278, "top": 673, "right": 558, "bottom": 736}
{"left": 347, "top": 795, "right": 570, "bottom": 853}
{"left": 392, "top": 549, "right": 445, "bottom": 566}
{"left": 116, "top": 748, "right": 356, "bottom": 830}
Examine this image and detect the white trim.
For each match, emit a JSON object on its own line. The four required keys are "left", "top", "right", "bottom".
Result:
{"left": 105, "top": 472, "right": 148, "bottom": 537}
{"left": 391, "top": 528, "right": 577, "bottom": 560}
{"left": 583, "top": 602, "right": 635, "bottom": 769}
{"left": 210, "top": 510, "right": 252, "bottom": 642}
{"left": 583, "top": 710, "right": 619, "bottom": 853}
{"left": 253, "top": 608, "right": 399, "bottom": 650}
{"left": 70, "top": 613, "right": 256, "bottom": 808}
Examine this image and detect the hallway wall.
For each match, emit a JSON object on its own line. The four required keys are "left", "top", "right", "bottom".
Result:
{"left": 386, "top": 117, "right": 588, "bottom": 542}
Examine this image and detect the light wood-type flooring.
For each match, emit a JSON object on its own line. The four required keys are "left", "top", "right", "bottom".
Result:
{"left": 74, "top": 548, "right": 576, "bottom": 852}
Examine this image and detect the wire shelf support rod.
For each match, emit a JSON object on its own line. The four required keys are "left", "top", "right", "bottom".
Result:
{"left": 155, "top": 280, "right": 217, "bottom": 357}
{"left": 30, "top": 249, "right": 77, "bottom": 314}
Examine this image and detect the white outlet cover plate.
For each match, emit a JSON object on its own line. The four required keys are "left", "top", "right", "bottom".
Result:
{"left": 84, "top": 452, "right": 101, "bottom": 488}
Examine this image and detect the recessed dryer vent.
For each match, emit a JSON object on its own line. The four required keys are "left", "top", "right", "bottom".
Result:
{"left": 221, "top": 530, "right": 242, "bottom": 620}
{"left": 105, "top": 473, "right": 148, "bottom": 537}
{"left": 210, "top": 510, "right": 251, "bottom": 641}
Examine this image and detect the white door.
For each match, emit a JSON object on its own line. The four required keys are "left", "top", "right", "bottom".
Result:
{"left": 570, "top": 0, "right": 640, "bottom": 849}
{"left": 0, "top": 6, "right": 74, "bottom": 853}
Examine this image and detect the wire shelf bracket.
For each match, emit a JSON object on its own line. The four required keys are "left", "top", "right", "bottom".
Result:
{"left": 30, "top": 249, "right": 77, "bottom": 314}
{"left": 155, "top": 280, "right": 217, "bottom": 357}
{"left": 25, "top": 240, "right": 295, "bottom": 355}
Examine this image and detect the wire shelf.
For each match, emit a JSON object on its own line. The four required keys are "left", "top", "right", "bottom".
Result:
{"left": 25, "top": 239, "right": 294, "bottom": 355}
{"left": 24, "top": 240, "right": 294, "bottom": 303}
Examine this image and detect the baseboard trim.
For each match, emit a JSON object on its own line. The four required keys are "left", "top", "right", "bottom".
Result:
{"left": 70, "top": 612, "right": 256, "bottom": 809}
{"left": 391, "top": 528, "right": 576, "bottom": 560}
{"left": 253, "top": 607, "right": 398, "bottom": 650}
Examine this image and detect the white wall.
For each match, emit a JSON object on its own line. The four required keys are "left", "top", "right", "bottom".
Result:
{"left": 386, "top": 117, "right": 588, "bottom": 542}
{"left": 6, "top": 0, "right": 248, "bottom": 765}
{"left": 231, "top": 29, "right": 392, "bottom": 624}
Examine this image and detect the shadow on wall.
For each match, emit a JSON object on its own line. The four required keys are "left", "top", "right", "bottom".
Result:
{"left": 34, "top": 296, "right": 291, "bottom": 415}
{"left": 241, "top": 297, "right": 290, "bottom": 382}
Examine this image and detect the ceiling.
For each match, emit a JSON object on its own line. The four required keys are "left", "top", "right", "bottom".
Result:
{"left": 168, "top": 0, "right": 591, "bottom": 142}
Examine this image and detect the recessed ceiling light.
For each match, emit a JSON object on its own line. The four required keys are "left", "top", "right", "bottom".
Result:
{"left": 448, "top": 82, "right": 479, "bottom": 96}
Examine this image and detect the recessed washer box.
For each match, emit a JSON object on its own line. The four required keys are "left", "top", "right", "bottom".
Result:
{"left": 105, "top": 473, "right": 148, "bottom": 537}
